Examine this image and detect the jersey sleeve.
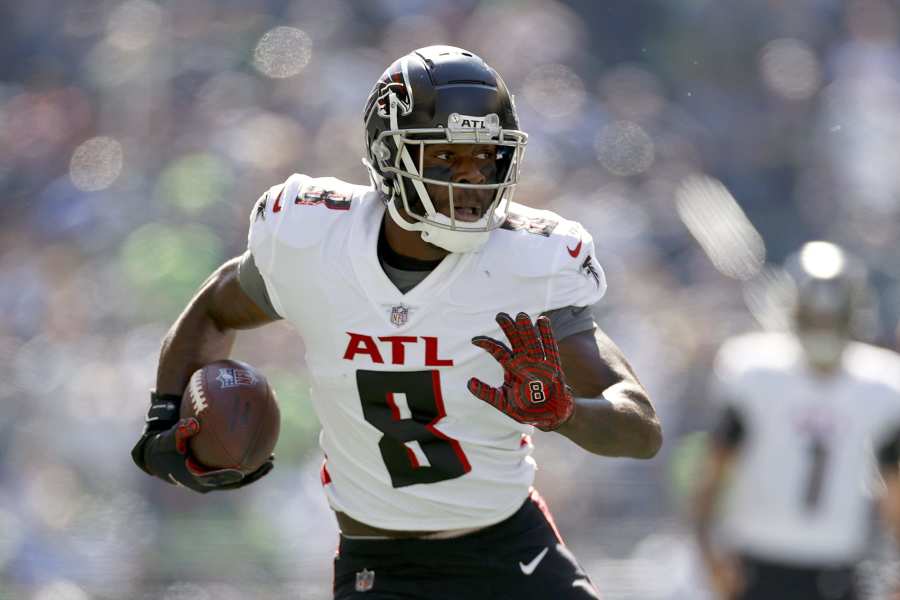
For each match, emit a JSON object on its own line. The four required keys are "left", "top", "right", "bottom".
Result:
{"left": 542, "top": 304, "right": 598, "bottom": 340}
{"left": 245, "top": 173, "right": 364, "bottom": 320}
{"left": 236, "top": 250, "right": 281, "bottom": 320}
{"left": 245, "top": 173, "right": 311, "bottom": 318}
{"left": 544, "top": 220, "right": 607, "bottom": 311}
{"left": 877, "top": 426, "right": 900, "bottom": 470}
{"left": 707, "top": 338, "right": 752, "bottom": 448}
{"left": 712, "top": 404, "right": 746, "bottom": 448}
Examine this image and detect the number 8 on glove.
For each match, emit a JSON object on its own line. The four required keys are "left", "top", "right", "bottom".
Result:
{"left": 468, "top": 312, "right": 574, "bottom": 431}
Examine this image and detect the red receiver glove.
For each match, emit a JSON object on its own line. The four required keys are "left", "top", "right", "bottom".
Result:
{"left": 468, "top": 312, "right": 574, "bottom": 431}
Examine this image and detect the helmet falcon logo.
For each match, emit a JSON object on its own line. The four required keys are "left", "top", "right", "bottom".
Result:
{"left": 373, "top": 60, "right": 413, "bottom": 118}
{"left": 254, "top": 195, "right": 267, "bottom": 221}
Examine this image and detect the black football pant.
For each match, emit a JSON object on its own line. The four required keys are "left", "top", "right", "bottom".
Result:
{"left": 333, "top": 490, "right": 601, "bottom": 600}
{"left": 736, "top": 555, "right": 859, "bottom": 600}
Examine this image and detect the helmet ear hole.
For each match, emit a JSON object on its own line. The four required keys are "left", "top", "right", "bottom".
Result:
{"left": 371, "top": 139, "right": 390, "bottom": 162}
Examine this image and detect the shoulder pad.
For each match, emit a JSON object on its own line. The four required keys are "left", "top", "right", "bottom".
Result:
{"left": 844, "top": 342, "right": 900, "bottom": 391}
{"left": 714, "top": 332, "right": 801, "bottom": 380}
{"left": 249, "top": 174, "right": 367, "bottom": 252}
{"left": 486, "top": 204, "right": 596, "bottom": 276}
{"left": 482, "top": 203, "right": 606, "bottom": 308}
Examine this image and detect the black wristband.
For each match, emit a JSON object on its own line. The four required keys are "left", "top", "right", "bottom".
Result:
{"left": 145, "top": 391, "right": 182, "bottom": 430}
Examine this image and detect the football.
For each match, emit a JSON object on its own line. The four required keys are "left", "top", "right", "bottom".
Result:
{"left": 180, "top": 359, "right": 280, "bottom": 473}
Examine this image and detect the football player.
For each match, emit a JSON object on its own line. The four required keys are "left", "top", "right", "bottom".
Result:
{"left": 693, "top": 241, "right": 900, "bottom": 600}
{"left": 131, "top": 46, "right": 661, "bottom": 599}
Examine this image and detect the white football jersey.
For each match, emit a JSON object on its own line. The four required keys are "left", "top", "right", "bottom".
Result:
{"left": 248, "top": 174, "right": 606, "bottom": 530}
{"left": 712, "top": 331, "right": 900, "bottom": 565}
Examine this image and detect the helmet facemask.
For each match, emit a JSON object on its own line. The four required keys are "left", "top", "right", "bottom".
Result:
{"left": 793, "top": 282, "right": 853, "bottom": 371}
{"left": 363, "top": 47, "right": 528, "bottom": 253}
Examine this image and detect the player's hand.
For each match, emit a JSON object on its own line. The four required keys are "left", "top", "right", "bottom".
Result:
{"left": 140, "top": 418, "right": 271, "bottom": 493}
{"left": 468, "top": 312, "right": 574, "bottom": 431}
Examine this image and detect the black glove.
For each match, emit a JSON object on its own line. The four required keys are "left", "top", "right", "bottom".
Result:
{"left": 132, "top": 392, "right": 274, "bottom": 493}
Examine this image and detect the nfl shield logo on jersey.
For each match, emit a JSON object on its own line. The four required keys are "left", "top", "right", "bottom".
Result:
{"left": 390, "top": 304, "right": 409, "bottom": 327}
{"left": 355, "top": 568, "right": 375, "bottom": 592}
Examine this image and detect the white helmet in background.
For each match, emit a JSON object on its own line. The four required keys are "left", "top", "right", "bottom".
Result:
{"left": 784, "top": 241, "right": 872, "bottom": 370}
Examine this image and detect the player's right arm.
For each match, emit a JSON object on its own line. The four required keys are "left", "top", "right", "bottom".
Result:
{"left": 877, "top": 429, "right": 900, "bottom": 539}
{"left": 132, "top": 178, "right": 300, "bottom": 492}
{"left": 693, "top": 424, "right": 744, "bottom": 600}
{"left": 877, "top": 428, "right": 900, "bottom": 600}
{"left": 155, "top": 255, "right": 277, "bottom": 396}
{"left": 693, "top": 350, "right": 748, "bottom": 600}
{"left": 131, "top": 256, "right": 279, "bottom": 493}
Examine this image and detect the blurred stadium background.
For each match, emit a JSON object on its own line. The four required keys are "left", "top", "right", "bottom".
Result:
{"left": 2, "top": 0, "right": 900, "bottom": 598}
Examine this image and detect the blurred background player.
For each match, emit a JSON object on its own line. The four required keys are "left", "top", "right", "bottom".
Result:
{"left": 692, "top": 241, "right": 900, "bottom": 600}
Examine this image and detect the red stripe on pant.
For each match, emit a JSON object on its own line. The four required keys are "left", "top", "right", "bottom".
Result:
{"left": 528, "top": 487, "right": 564, "bottom": 544}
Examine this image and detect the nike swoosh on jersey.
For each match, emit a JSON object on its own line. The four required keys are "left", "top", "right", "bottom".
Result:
{"left": 567, "top": 240, "right": 582, "bottom": 257}
{"left": 519, "top": 547, "right": 549, "bottom": 575}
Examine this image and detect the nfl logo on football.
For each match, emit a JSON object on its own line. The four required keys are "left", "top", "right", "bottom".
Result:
{"left": 216, "top": 367, "right": 257, "bottom": 389}
{"left": 355, "top": 568, "right": 375, "bottom": 592}
{"left": 389, "top": 304, "right": 409, "bottom": 327}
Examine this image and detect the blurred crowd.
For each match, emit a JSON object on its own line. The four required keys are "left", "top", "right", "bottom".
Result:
{"left": 2, "top": 0, "right": 900, "bottom": 598}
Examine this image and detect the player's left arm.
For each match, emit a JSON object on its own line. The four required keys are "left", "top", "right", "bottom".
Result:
{"left": 468, "top": 311, "right": 661, "bottom": 458}
{"left": 877, "top": 428, "right": 900, "bottom": 543}
{"left": 553, "top": 325, "right": 661, "bottom": 458}
{"left": 877, "top": 428, "right": 900, "bottom": 600}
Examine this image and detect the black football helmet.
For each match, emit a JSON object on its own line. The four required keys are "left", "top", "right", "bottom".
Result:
{"left": 363, "top": 46, "right": 527, "bottom": 253}
{"left": 783, "top": 241, "right": 870, "bottom": 369}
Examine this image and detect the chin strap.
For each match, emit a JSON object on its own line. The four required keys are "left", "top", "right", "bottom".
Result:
{"left": 386, "top": 196, "right": 490, "bottom": 253}
{"left": 362, "top": 157, "right": 392, "bottom": 197}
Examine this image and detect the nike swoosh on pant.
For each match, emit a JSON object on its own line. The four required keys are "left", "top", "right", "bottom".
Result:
{"left": 519, "top": 546, "right": 549, "bottom": 575}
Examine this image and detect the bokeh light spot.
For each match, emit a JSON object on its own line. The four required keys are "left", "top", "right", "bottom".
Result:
{"left": 27, "top": 463, "right": 83, "bottom": 530}
{"left": 522, "top": 64, "right": 586, "bottom": 120}
{"left": 225, "top": 112, "right": 304, "bottom": 170}
{"left": 800, "top": 241, "right": 846, "bottom": 279}
{"left": 595, "top": 121, "right": 655, "bottom": 177}
{"left": 121, "top": 223, "right": 223, "bottom": 289}
{"left": 157, "top": 153, "right": 233, "bottom": 215}
{"left": 107, "top": 0, "right": 165, "bottom": 51}
{"left": 759, "top": 38, "right": 821, "bottom": 101}
{"left": 253, "top": 26, "right": 312, "bottom": 79}
{"left": 0, "top": 506, "right": 24, "bottom": 569}
{"left": 33, "top": 580, "right": 90, "bottom": 600}
{"left": 119, "top": 223, "right": 224, "bottom": 318}
{"left": 69, "top": 136, "right": 123, "bottom": 191}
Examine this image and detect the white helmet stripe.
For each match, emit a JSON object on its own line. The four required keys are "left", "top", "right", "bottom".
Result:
{"left": 389, "top": 94, "right": 438, "bottom": 217}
